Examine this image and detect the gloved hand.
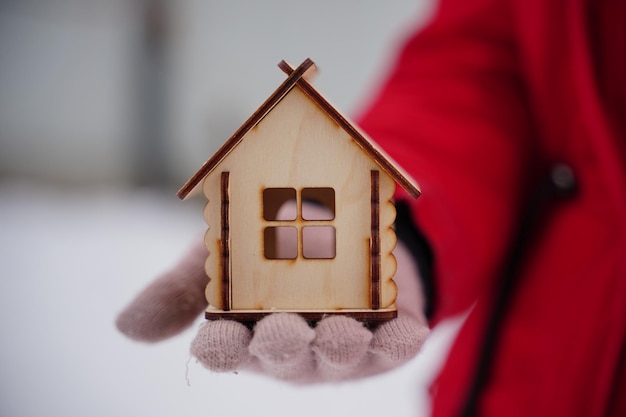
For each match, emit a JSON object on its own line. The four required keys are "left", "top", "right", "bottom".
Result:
{"left": 116, "top": 237, "right": 429, "bottom": 382}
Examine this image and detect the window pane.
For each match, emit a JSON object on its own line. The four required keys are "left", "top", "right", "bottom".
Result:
{"left": 302, "top": 226, "right": 335, "bottom": 259}
{"left": 263, "top": 188, "right": 296, "bottom": 221}
{"left": 302, "top": 188, "right": 335, "bottom": 220}
{"left": 264, "top": 226, "right": 298, "bottom": 259}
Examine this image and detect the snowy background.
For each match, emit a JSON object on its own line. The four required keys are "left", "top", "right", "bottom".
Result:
{"left": 0, "top": 1, "right": 462, "bottom": 416}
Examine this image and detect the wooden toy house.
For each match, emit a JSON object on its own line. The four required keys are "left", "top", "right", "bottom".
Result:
{"left": 178, "top": 59, "right": 420, "bottom": 322}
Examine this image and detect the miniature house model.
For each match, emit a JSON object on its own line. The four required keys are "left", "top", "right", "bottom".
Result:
{"left": 178, "top": 59, "right": 420, "bottom": 322}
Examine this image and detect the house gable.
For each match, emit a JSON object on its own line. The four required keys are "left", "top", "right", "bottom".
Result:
{"left": 177, "top": 59, "right": 420, "bottom": 200}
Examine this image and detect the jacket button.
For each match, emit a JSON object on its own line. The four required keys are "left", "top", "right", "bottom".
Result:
{"left": 550, "top": 163, "right": 578, "bottom": 197}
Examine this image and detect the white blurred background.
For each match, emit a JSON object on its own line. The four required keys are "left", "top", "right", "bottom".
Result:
{"left": 0, "top": 1, "right": 463, "bottom": 416}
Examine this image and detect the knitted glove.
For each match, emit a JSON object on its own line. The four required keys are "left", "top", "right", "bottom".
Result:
{"left": 117, "top": 238, "right": 429, "bottom": 382}
{"left": 116, "top": 240, "right": 209, "bottom": 342}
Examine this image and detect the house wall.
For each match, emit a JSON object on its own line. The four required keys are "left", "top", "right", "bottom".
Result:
{"left": 202, "top": 87, "right": 398, "bottom": 312}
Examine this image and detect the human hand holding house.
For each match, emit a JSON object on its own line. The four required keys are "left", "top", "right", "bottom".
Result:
{"left": 116, "top": 234, "right": 429, "bottom": 382}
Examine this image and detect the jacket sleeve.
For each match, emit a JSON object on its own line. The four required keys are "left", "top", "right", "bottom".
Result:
{"left": 358, "top": 0, "right": 536, "bottom": 322}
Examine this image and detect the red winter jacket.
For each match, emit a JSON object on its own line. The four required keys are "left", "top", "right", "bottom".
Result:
{"left": 358, "top": 0, "right": 626, "bottom": 416}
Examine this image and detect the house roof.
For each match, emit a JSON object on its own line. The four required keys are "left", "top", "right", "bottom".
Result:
{"left": 177, "top": 58, "right": 420, "bottom": 200}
